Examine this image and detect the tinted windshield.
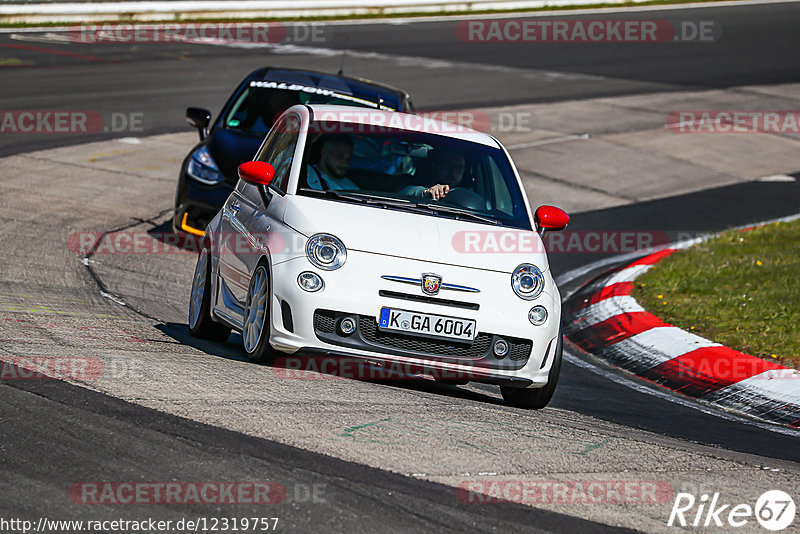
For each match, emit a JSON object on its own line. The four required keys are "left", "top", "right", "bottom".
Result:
{"left": 297, "top": 124, "right": 531, "bottom": 230}
{"left": 225, "top": 83, "right": 399, "bottom": 135}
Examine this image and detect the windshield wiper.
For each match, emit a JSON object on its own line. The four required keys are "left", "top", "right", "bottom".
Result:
{"left": 298, "top": 188, "right": 430, "bottom": 213}
{"left": 298, "top": 189, "right": 500, "bottom": 223}
{"left": 298, "top": 188, "right": 360, "bottom": 200}
{"left": 412, "top": 203, "right": 501, "bottom": 225}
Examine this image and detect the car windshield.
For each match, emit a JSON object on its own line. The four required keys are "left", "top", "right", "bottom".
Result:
{"left": 297, "top": 123, "right": 531, "bottom": 230}
{"left": 225, "top": 84, "right": 398, "bottom": 135}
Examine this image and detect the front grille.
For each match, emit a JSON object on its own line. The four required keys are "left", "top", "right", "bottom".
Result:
{"left": 313, "top": 309, "right": 531, "bottom": 363}
{"left": 314, "top": 309, "right": 337, "bottom": 334}
{"left": 360, "top": 315, "right": 492, "bottom": 358}
{"left": 505, "top": 338, "right": 533, "bottom": 362}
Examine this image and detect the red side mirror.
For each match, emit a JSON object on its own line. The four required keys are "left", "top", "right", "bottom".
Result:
{"left": 535, "top": 205, "right": 569, "bottom": 234}
{"left": 238, "top": 161, "right": 275, "bottom": 186}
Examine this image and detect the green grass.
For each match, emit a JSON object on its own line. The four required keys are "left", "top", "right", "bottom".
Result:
{"left": 633, "top": 219, "right": 800, "bottom": 368}
{"left": 0, "top": 0, "right": 748, "bottom": 28}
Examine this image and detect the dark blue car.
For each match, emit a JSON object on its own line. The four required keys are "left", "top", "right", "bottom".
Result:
{"left": 173, "top": 67, "right": 414, "bottom": 234}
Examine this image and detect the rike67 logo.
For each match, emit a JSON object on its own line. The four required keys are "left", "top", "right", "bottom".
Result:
{"left": 668, "top": 490, "right": 795, "bottom": 531}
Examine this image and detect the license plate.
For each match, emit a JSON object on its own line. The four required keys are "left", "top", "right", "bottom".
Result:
{"left": 378, "top": 308, "right": 476, "bottom": 342}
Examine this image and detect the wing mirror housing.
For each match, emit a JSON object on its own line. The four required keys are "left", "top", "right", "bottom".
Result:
{"left": 238, "top": 161, "right": 276, "bottom": 207}
{"left": 186, "top": 107, "right": 212, "bottom": 140}
{"left": 238, "top": 161, "right": 275, "bottom": 186}
{"left": 534, "top": 205, "right": 570, "bottom": 236}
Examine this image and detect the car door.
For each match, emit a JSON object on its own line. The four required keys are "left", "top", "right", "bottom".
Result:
{"left": 216, "top": 112, "right": 301, "bottom": 323}
{"left": 216, "top": 183, "right": 253, "bottom": 323}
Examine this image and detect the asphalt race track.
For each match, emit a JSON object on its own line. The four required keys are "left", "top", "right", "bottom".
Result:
{"left": 1, "top": 2, "right": 799, "bottom": 532}
{"left": 2, "top": 1, "right": 799, "bottom": 156}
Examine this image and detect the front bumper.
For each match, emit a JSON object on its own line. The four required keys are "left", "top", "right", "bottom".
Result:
{"left": 266, "top": 252, "right": 562, "bottom": 387}
{"left": 173, "top": 172, "right": 234, "bottom": 234}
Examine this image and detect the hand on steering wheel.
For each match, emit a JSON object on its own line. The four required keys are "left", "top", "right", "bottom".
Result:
{"left": 424, "top": 184, "right": 450, "bottom": 200}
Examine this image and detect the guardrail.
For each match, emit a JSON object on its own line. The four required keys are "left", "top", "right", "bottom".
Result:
{"left": 0, "top": 0, "right": 653, "bottom": 24}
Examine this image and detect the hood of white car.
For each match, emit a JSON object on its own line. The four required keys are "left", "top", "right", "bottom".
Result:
{"left": 283, "top": 196, "right": 548, "bottom": 273}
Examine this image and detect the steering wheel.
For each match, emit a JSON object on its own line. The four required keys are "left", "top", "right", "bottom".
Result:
{"left": 442, "top": 187, "right": 485, "bottom": 211}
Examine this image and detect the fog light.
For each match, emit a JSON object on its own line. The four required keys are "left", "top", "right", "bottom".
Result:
{"left": 529, "top": 305, "right": 548, "bottom": 326}
{"left": 493, "top": 339, "right": 509, "bottom": 358}
{"left": 297, "top": 271, "right": 323, "bottom": 292}
{"left": 339, "top": 316, "right": 357, "bottom": 335}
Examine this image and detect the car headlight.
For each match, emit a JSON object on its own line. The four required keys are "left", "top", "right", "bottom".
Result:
{"left": 306, "top": 234, "right": 346, "bottom": 271}
{"left": 511, "top": 264, "right": 544, "bottom": 300}
{"left": 186, "top": 146, "right": 224, "bottom": 185}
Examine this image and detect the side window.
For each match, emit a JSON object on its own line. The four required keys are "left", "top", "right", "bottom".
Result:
{"left": 487, "top": 157, "right": 514, "bottom": 215}
{"left": 257, "top": 113, "right": 300, "bottom": 193}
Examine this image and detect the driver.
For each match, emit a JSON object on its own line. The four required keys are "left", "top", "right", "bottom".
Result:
{"left": 399, "top": 148, "right": 466, "bottom": 200}
{"left": 240, "top": 89, "right": 300, "bottom": 131}
{"left": 307, "top": 134, "right": 358, "bottom": 190}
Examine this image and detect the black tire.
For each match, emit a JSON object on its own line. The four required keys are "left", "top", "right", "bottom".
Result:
{"left": 188, "top": 248, "right": 231, "bottom": 342}
{"left": 242, "top": 263, "right": 279, "bottom": 363}
{"left": 501, "top": 326, "right": 563, "bottom": 409}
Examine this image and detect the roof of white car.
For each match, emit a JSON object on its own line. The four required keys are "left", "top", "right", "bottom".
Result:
{"left": 304, "top": 104, "right": 501, "bottom": 148}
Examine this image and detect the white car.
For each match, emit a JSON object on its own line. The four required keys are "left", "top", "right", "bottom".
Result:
{"left": 188, "top": 104, "right": 570, "bottom": 408}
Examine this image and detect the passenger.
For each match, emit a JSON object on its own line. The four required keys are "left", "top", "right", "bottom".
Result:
{"left": 399, "top": 148, "right": 466, "bottom": 199}
{"left": 307, "top": 134, "right": 359, "bottom": 190}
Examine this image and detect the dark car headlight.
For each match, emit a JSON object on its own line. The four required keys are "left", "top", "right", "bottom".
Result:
{"left": 187, "top": 146, "right": 224, "bottom": 185}
{"left": 511, "top": 264, "right": 545, "bottom": 300}
{"left": 306, "top": 234, "right": 346, "bottom": 271}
